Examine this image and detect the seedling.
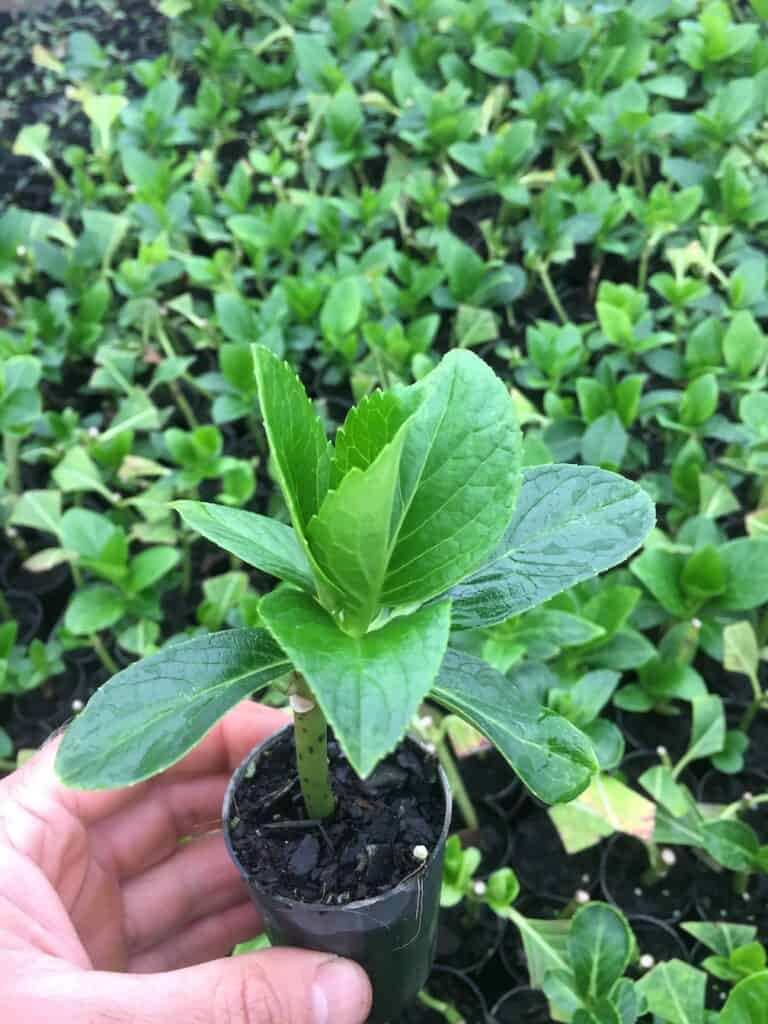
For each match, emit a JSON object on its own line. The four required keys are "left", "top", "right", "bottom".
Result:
{"left": 55, "top": 348, "right": 653, "bottom": 824}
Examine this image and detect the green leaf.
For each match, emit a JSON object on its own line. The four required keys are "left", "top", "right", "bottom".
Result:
{"left": 724, "top": 621, "right": 760, "bottom": 681}
{"left": 79, "top": 92, "right": 128, "bottom": 151}
{"left": 173, "top": 501, "right": 315, "bottom": 592}
{"left": 723, "top": 312, "right": 766, "bottom": 379}
{"left": 681, "top": 922, "right": 757, "bottom": 958}
{"left": 450, "top": 464, "right": 655, "bottom": 629}
{"left": 636, "top": 960, "right": 706, "bottom": 1024}
{"left": 252, "top": 347, "right": 331, "bottom": 536}
{"left": 321, "top": 278, "right": 362, "bottom": 344}
{"left": 259, "top": 587, "right": 451, "bottom": 776}
{"left": 581, "top": 411, "right": 628, "bottom": 470}
{"left": 680, "top": 373, "right": 718, "bottom": 427}
{"left": 52, "top": 446, "right": 115, "bottom": 502}
{"left": 13, "top": 123, "right": 52, "bottom": 172}
{"left": 331, "top": 389, "right": 409, "bottom": 484}
{"left": 569, "top": 902, "right": 634, "bottom": 1001}
{"left": 307, "top": 425, "right": 408, "bottom": 634}
{"left": 65, "top": 585, "right": 126, "bottom": 635}
{"left": 639, "top": 766, "right": 694, "bottom": 817}
{"left": 215, "top": 293, "right": 257, "bottom": 345}
{"left": 455, "top": 304, "right": 498, "bottom": 348}
{"left": 719, "top": 971, "right": 768, "bottom": 1024}
{"left": 380, "top": 350, "right": 521, "bottom": 609}
{"left": 55, "top": 629, "right": 291, "bottom": 788}
{"left": 701, "top": 820, "right": 759, "bottom": 872}
{"left": 509, "top": 912, "right": 570, "bottom": 988}
{"left": 431, "top": 648, "right": 598, "bottom": 804}
{"left": 716, "top": 540, "right": 768, "bottom": 612}
{"left": 9, "top": 489, "right": 62, "bottom": 536}
{"left": 630, "top": 548, "right": 690, "bottom": 617}
{"left": 678, "top": 694, "right": 726, "bottom": 772}
{"left": 126, "top": 547, "right": 180, "bottom": 594}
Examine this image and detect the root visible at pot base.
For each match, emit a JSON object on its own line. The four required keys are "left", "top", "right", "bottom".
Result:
{"left": 290, "top": 672, "right": 336, "bottom": 820}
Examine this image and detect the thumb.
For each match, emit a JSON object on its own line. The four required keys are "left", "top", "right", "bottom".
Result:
{"left": 35, "top": 948, "right": 372, "bottom": 1024}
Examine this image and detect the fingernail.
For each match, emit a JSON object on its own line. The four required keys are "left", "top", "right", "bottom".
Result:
{"left": 312, "top": 958, "right": 372, "bottom": 1024}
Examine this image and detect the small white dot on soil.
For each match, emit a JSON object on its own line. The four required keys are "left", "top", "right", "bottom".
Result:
{"left": 634, "top": 887, "right": 643, "bottom": 897}
{"left": 574, "top": 890, "right": 590, "bottom": 904}
{"left": 413, "top": 845, "right": 428, "bottom": 862}
{"left": 580, "top": 874, "right": 591, "bottom": 884}
{"left": 473, "top": 881, "right": 487, "bottom": 896}
{"left": 71, "top": 699, "right": 84, "bottom": 712}
{"left": 660, "top": 848, "right": 676, "bottom": 866}
{"left": 639, "top": 954, "right": 655, "bottom": 970}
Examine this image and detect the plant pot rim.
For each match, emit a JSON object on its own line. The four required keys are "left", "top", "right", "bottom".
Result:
{"left": 222, "top": 722, "right": 452, "bottom": 912}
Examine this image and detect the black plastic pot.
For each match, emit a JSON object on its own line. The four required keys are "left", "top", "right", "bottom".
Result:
{"left": 401, "top": 966, "right": 490, "bottom": 1024}
{"left": 223, "top": 727, "right": 452, "bottom": 1024}
{"left": 6, "top": 589, "right": 43, "bottom": 645}
{"left": 491, "top": 985, "right": 550, "bottom": 1024}
{"left": 436, "top": 902, "right": 506, "bottom": 975}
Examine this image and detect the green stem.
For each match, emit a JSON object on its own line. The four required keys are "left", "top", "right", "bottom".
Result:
{"left": 638, "top": 240, "right": 654, "bottom": 290}
{"left": 291, "top": 672, "right": 336, "bottom": 820}
{"left": 3, "top": 433, "right": 21, "bottom": 494}
{"left": 633, "top": 153, "right": 646, "bottom": 195}
{"left": 739, "top": 673, "right": 763, "bottom": 732}
{"left": 641, "top": 841, "right": 667, "bottom": 887}
{"left": 734, "top": 871, "right": 749, "bottom": 897}
{"left": 436, "top": 737, "right": 479, "bottom": 832}
{"left": 720, "top": 793, "right": 768, "bottom": 821}
{"left": 418, "top": 990, "right": 465, "bottom": 1024}
{"left": 91, "top": 633, "right": 118, "bottom": 675}
{"left": 538, "top": 262, "right": 569, "bottom": 325}
{"left": 577, "top": 145, "right": 603, "bottom": 184}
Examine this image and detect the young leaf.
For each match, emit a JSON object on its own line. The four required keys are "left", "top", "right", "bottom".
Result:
{"left": 569, "top": 902, "right": 634, "bottom": 1001}
{"left": 431, "top": 648, "right": 598, "bottom": 803}
{"left": 715, "top": 540, "right": 768, "bottom": 612}
{"left": 9, "top": 489, "right": 62, "bottom": 536}
{"left": 331, "top": 389, "right": 409, "bottom": 484}
{"left": 307, "top": 427, "right": 408, "bottom": 634}
{"left": 56, "top": 629, "right": 291, "bottom": 788}
{"left": 173, "top": 501, "right": 315, "bottom": 592}
{"left": 509, "top": 913, "right": 571, "bottom": 988}
{"left": 450, "top": 464, "right": 655, "bottom": 629}
{"left": 252, "top": 347, "right": 332, "bottom": 536}
{"left": 259, "top": 586, "right": 451, "bottom": 777}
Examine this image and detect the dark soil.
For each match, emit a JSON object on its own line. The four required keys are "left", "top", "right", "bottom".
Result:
{"left": 513, "top": 810, "right": 601, "bottom": 902}
{"left": 228, "top": 730, "right": 445, "bottom": 905}
{"left": 600, "top": 835, "right": 695, "bottom": 923}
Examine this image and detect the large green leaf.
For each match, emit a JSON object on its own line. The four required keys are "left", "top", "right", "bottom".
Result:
{"left": 380, "top": 350, "right": 522, "bottom": 608}
{"left": 449, "top": 464, "right": 655, "bottom": 629}
{"left": 569, "top": 903, "right": 634, "bottom": 1002}
{"left": 307, "top": 426, "right": 408, "bottom": 635}
{"left": 252, "top": 346, "right": 332, "bottom": 535}
{"left": 173, "top": 501, "right": 314, "bottom": 592}
{"left": 720, "top": 972, "right": 768, "bottom": 1024}
{"left": 56, "top": 629, "right": 291, "bottom": 788}
{"left": 430, "top": 648, "right": 598, "bottom": 803}
{"left": 260, "top": 587, "right": 451, "bottom": 776}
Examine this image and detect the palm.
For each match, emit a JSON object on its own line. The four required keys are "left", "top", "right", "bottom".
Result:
{"left": 0, "top": 704, "right": 287, "bottom": 973}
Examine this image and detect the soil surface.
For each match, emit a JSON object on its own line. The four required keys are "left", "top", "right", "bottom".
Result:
{"left": 228, "top": 730, "right": 445, "bottom": 905}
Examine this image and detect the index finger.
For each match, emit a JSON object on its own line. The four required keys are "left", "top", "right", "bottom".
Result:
{"left": 2, "top": 702, "right": 289, "bottom": 826}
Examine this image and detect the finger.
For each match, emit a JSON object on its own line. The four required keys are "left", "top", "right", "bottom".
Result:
{"left": 89, "top": 774, "right": 230, "bottom": 880}
{"left": 128, "top": 901, "right": 261, "bottom": 973}
{"left": 121, "top": 833, "right": 249, "bottom": 953}
{"left": 35, "top": 949, "right": 372, "bottom": 1024}
{"left": 5, "top": 702, "right": 289, "bottom": 827}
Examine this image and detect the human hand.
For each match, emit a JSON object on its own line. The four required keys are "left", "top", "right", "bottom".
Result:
{"left": 0, "top": 701, "right": 372, "bottom": 1023}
